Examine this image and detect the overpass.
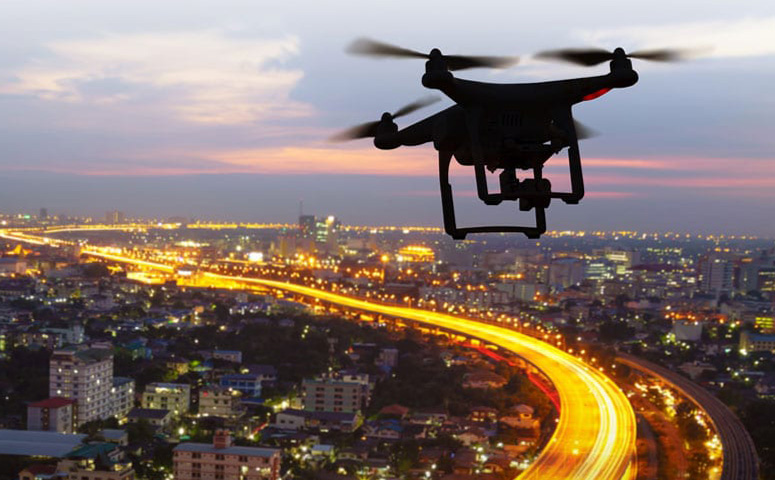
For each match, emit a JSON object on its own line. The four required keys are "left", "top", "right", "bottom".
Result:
{"left": 619, "top": 353, "right": 758, "bottom": 480}
{"left": 3, "top": 226, "right": 643, "bottom": 479}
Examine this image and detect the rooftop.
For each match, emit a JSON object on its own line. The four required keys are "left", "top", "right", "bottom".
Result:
{"left": 174, "top": 442, "right": 279, "bottom": 457}
{"left": 128, "top": 408, "right": 170, "bottom": 419}
{"left": 0, "top": 429, "right": 86, "bottom": 457}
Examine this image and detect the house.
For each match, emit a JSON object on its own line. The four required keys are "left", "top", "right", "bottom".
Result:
{"left": 27, "top": 397, "right": 76, "bottom": 434}
{"left": 274, "top": 409, "right": 361, "bottom": 433}
{"left": 499, "top": 404, "right": 539, "bottom": 430}
{"left": 456, "top": 427, "right": 490, "bottom": 446}
{"left": 363, "top": 419, "right": 403, "bottom": 440}
{"left": 462, "top": 371, "right": 507, "bottom": 389}
{"left": 174, "top": 430, "right": 281, "bottom": 480}
{"left": 127, "top": 408, "right": 171, "bottom": 429}
{"left": 468, "top": 406, "right": 498, "bottom": 423}
{"left": 18, "top": 464, "right": 58, "bottom": 480}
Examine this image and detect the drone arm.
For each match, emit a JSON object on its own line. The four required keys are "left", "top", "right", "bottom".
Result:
{"left": 374, "top": 111, "right": 442, "bottom": 150}
{"left": 568, "top": 70, "right": 638, "bottom": 105}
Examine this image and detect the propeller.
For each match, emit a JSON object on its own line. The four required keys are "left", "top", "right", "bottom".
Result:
{"left": 347, "top": 38, "right": 519, "bottom": 70}
{"left": 574, "top": 119, "right": 598, "bottom": 140}
{"left": 534, "top": 47, "right": 699, "bottom": 66}
{"left": 330, "top": 96, "right": 441, "bottom": 142}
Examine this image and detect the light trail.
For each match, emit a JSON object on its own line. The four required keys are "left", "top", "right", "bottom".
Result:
{"left": 8, "top": 229, "right": 639, "bottom": 479}
{"left": 202, "top": 272, "right": 638, "bottom": 480}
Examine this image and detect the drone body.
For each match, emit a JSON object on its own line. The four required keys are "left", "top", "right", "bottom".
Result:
{"left": 336, "top": 40, "right": 685, "bottom": 239}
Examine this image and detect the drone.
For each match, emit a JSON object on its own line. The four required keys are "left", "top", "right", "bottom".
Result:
{"left": 333, "top": 38, "right": 692, "bottom": 239}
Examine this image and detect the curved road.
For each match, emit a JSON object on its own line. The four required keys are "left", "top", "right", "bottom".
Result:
{"left": 618, "top": 353, "right": 758, "bottom": 480}
{"left": 204, "top": 272, "right": 638, "bottom": 480}
{"left": 2, "top": 233, "right": 639, "bottom": 480}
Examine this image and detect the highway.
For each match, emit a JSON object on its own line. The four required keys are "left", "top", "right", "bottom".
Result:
{"left": 202, "top": 272, "right": 638, "bottom": 480}
{"left": 2, "top": 229, "right": 641, "bottom": 479}
{"left": 618, "top": 353, "right": 759, "bottom": 480}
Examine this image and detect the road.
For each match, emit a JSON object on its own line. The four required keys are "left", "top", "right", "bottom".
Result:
{"left": 618, "top": 353, "right": 759, "bottom": 480}
{"left": 3, "top": 231, "right": 639, "bottom": 479}
{"left": 202, "top": 272, "right": 638, "bottom": 480}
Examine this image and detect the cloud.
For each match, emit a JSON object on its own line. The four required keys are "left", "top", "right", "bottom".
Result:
{"left": 0, "top": 30, "right": 310, "bottom": 124}
{"left": 576, "top": 17, "right": 775, "bottom": 59}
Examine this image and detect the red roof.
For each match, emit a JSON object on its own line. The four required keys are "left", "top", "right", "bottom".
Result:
{"left": 21, "top": 464, "right": 58, "bottom": 476}
{"left": 29, "top": 397, "right": 76, "bottom": 408}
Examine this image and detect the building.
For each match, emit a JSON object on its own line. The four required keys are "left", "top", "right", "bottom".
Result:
{"left": 220, "top": 374, "right": 262, "bottom": 397}
{"left": 105, "top": 210, "right": 125, "bottom": 224}
{"left": 274, "top": 409, "right": 361, "bottom": 433}
{"left": 740, "top": 331, "right": 775, "bottom": 354}
{"left": 199, "top": 386, "right": 242, "bottom": 418}
{"left": 141, "top": 382, "right": 190, "bottom": 417}
{"left": 0, "top": 429, "right": 86, "bottom": 457}
{"left": 243, "top": 364, "right": 277, "bottom": 387}
{"left": 396, "top": 245, "right": 435, "bottom": 263}
{"left": 127, "top": 408, "right": 172, "bottom": 429}
{"left": 549, "top": 257, "right": 585, "bottom": 290}
{"left": 299, "top": 215, "right": 316, "bottom": 238}
{"left": 18, "top": 464, "right": 58, "bottom": 480}
{"left": 27, "top": 397, "right": 76, "bottom": 434}
{"left": 173, "top": 430, "right": 281, "bottom": 480}
{"left": 301, "top": 376, "right": 367, "bottom": 413}
{"left": 55, "top": 443, "right": 134, "bottom": 480}
{"left": 213, "top": 350, "right": 242, "bottom": 364}
{"left": 111, "top": 377, "right": 135, "bottom": 421}
{"left": 699, "top": 253, "right": 735, "bottom": 295}
{"left": 49, "top": 347, "right": 114, "bottom": 426}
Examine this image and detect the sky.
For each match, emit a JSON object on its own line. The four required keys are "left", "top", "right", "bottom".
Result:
{"left": 0, "top": 0, "right": 774, "bottom": 234}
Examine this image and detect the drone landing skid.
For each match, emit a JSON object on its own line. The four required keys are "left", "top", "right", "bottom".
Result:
{"left": 438, "top": 151, "right": 547, "bottom": 240}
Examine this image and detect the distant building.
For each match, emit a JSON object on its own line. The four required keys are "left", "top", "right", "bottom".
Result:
{"left": 397, "top": 245, "right": 435, "bottom": 263}
{"left": 699, "top": 253, "right": 735, "bottom": 295}
{"left": 111, "top": 377, "right": 135, "bottom": 420}
{"left": 220, "top": 374, "right": 262, "bottom": 397}
{"left": 549, "top": 257, "right": 584, "bottom": 290}
{"left": 127, "top": 408, "right": 171, "bottom": 429}
{"left": 741, "top": 331, "right": 775, "bottom": 354}
{"left": 105, "top": 210, "right": 125, "bottom": 224}
{"left": 376, "top": 348, "right": 398, "bottom": 370}
{"left": 301, "top": 376, "right": 367, "bottom": 413}
{"left": 199, "top": 386, "right": 241, "bottom": 418}
{"left": 49, "top": 347, "right": 114, "bottom": 426}
{"left": 213, "top": 350, "right": 243, "bottom": 364}
{"left": 141, "top": 382, "right": 190, "bottom": 416}
{"left": 55, "top": 443, "right": 133, "bottom": 480}
{"left": 299, "top": 214, "right": 316, "bottom": 238}
{"left": 274, "top": 409, "right": 361, "bottom": 432}
{"left": 27, "top": 397, "right": 76, "bottom": 434}
{"left": 672, "top": 321, "right": 704, "bottom": 342}
{"left": 173, "top": 430, "right": 281, "bottom": 480}
{"left": 243, "top": 364, "right": 278, "bottom": 387}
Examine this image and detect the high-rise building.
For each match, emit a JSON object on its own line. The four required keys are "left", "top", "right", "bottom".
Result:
{"left": 49, "top": 347, "right": 114, "bottom": 426}
{"left": 39, "top": 208, "right": 48, "bottom": 221}
{"left": 105, "top": 210, "right": 125, "bottom": 224}
{"left": 111, "top": 377, "right": 135, "bottom": 421}
{"left": 174, "top": 431, "right": 281, "bottom": 480}
{"left": 699, "top": 253, "right": 735, "bottom": 295}
{"left": 299, "top": 215, "right": 316, "bottom": 238}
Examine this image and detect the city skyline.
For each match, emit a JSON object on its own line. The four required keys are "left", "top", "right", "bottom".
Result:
{"left": 1, "top": 1, "right": 774, "bottom": 234}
